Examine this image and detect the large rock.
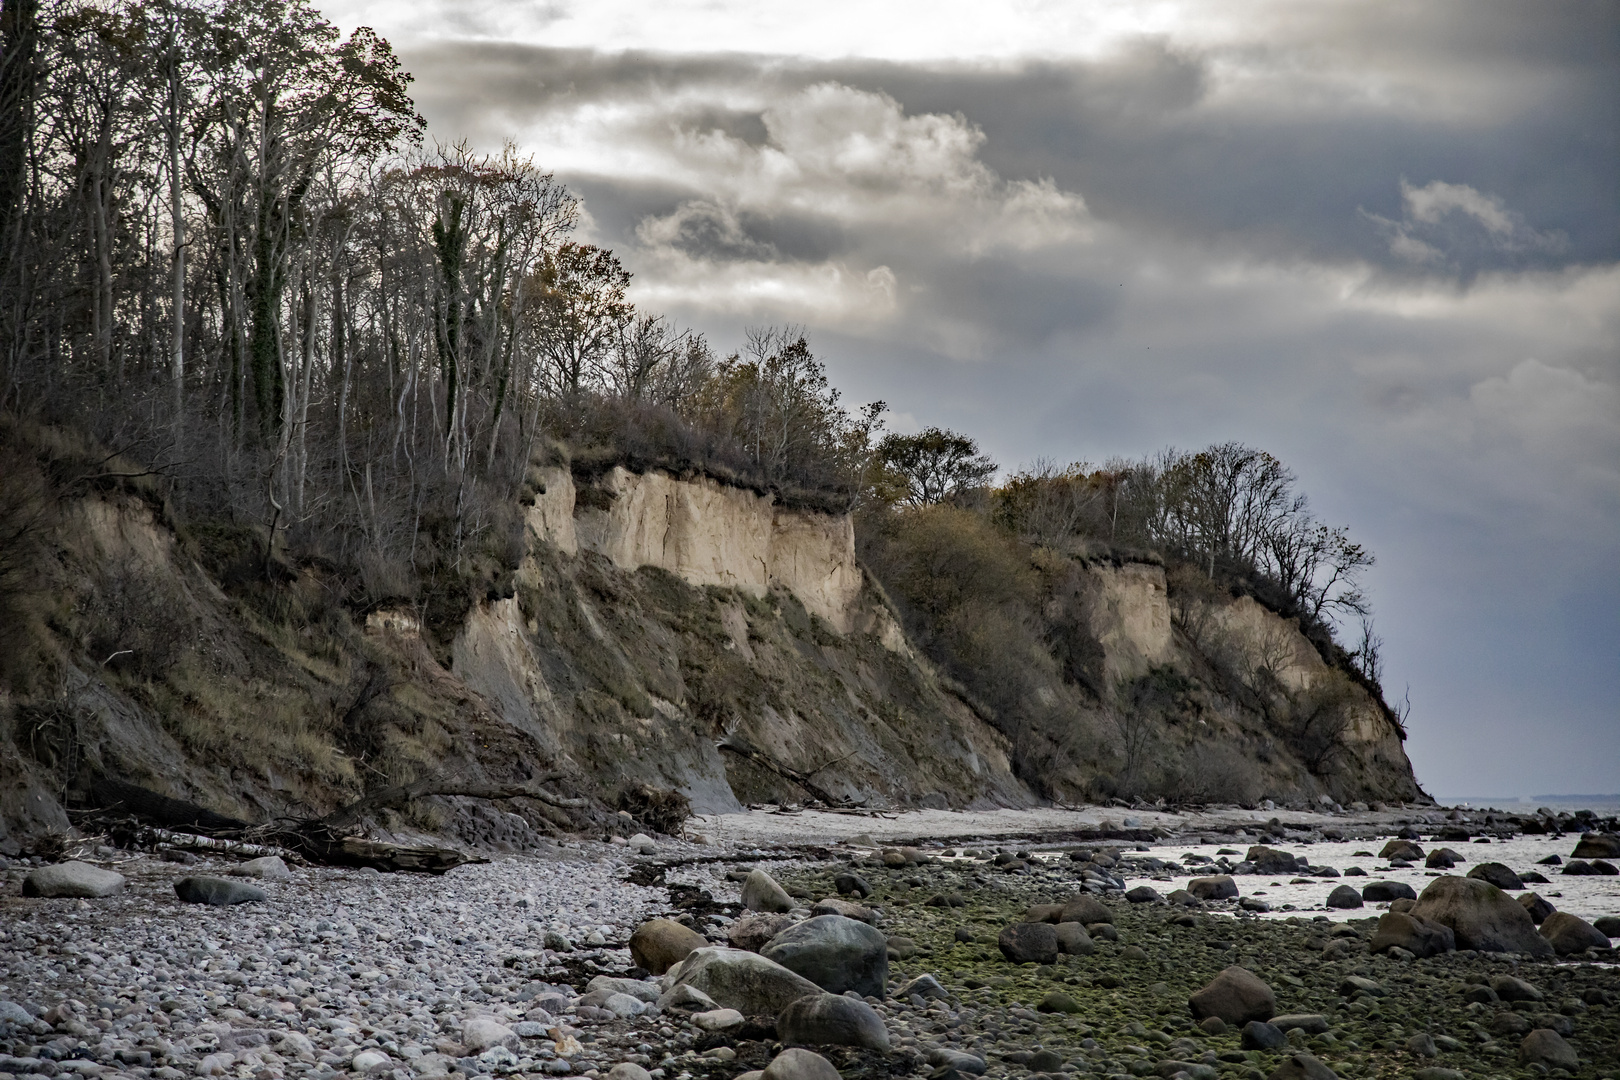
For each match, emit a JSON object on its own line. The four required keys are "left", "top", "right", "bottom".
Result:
{"left": 761, "top": 916, "right": 888, "bottom": 997}
{"left": 1360, "top": 881, "right": 1417, "bottom": 903}
{"left": 174, "top": 876, "right": 266, "bottom": 906}
{"left": 1325, "top": 885, "right": 1362, "bottom": 909}
{"left": 1246, "top": 846, "right": 1300, "bottom": 874}
{"left": 1425, "top": 848, "right": 1461, "bottom": 869}
{"left": 1188, "top": 966, "right": 1276, "bottom": 1026}
{"left": 762, "top": 1048, "right": 841, "bottom": 1080}
{"left": 997, "top": 923, "right": 1058, "bottom": 965}
{"left": 21, "top": 862, "right": 125, "bottom": 899}
{"left": 1054, "top": 922, "right": 1094, "bottom": 955}
{"left": 587, "top": 976, "right": 661, "bottom": 1003}
{"left": 1410, "top": 876, "right": 1552, "bottom": 956}
{"left": 1059, "top": 894, "right": 1113, "bottom": 925}
{"left": 630, "top": 919, "right": 707, "bottom": 974}
{"left": 1519, "top": 1029, "right": 1579, "bottom": 1069}
{"left": 1379, "top": 839, "right": 1424, "bottom": 862}
{"left": 1466, "top": 862, "right": 1524, "bottom": 890}
{"left": 1595, "top": 916, "right": 1620, "bottom": 938}
{"left": 1571, "top": 833, "right": 1620, "bottom": 859}
{"left": 728, "top": 914, "right": 799, "bottom": 953}
{"left": 1188, "top": 875, "right": 1238, "bottom": 901}
{"left": 1539, "top": 911, "right": 1610, "bottom": 955}
{"left": 833, "top": 873, "right": 871, "bottom": 898}
{"left": 776, "top": 993, "right": 890, "bottom": 1050}
{"left": 742, "top": 870, "right": 794, "bottom": 913}
{"left": 672, "top": 947, "right": 822, "bottom": 1015}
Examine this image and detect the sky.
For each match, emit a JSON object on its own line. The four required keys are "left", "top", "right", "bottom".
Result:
{"left": 320, "top": 0, "right": 1620, "bottom": 800}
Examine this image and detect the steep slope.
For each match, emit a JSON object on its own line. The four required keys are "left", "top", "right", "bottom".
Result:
{"left": 0, "top": 446, "right": 1423, "bottom": 854}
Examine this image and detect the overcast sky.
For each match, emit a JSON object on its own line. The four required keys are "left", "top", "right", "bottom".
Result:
{"left": 324, "top": 0, "right": 1619, "bottom": 801}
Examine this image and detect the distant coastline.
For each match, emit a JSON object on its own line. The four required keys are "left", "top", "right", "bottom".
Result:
{"left": 1437, "top": 793, "right": 1620, "bottom": 813}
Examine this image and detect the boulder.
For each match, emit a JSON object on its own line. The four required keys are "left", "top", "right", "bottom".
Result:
{"left": 1594, "top": 915, "right": 1620, "bottom": 938}
{"left": 173, "top": 876, "right": 266, "bottom": 906}
{"left": 926, "top": 1050, "right": 986, "bottom": 1075}
{"left": 630, "top": 919, "right": 707, "bottom": 974}
{"left": 1059, "top": 894, "right": 1113, "bottom": 925}
{"left": 1539, "top": 911, "right": 1610, "bottom": 955}
{"left": 1265, "top": 1055, "right": 1339, "bottom": 1080}
{"left": 833, "top": 874, "right": 871, "bottom": 898}
{"left": 21, "top": 862, "right": 125, "bottom": 899}
{"left": 1517, "top": 893, "right": 1555, "bottom": 925}
{"left": 609, "top": 1065, "right": 654, "bottom": 1080}
{"left": 1241, "top": 1021, "right": 1287, "bottom": 1050}
{"left": 1125, "top": 885, "right": 1162, "bottom": 904}
{"left": 742, "top": 870, "right": 794, "bottom": 913}
{"left": 1023, "top": 903, "right": 1066, "bottom": 923}
{"left": 761, "top": 916, "right": 889, "bottom": 997}
{"left": 1325, "top": 884, "right": 1362, "bottom": 909}
{"left": 1409, "top": 875, "right": 1553, "bottom": 956}
{"left": 1054, "top": 922, "right": 1095, "bottom": 955}
{"left": 1466, "top": 862, "right": 1524, "bottom": 890}
{"left": 1571, "top": 833, "right": 1620, "bottom": 859}
{"left": 810, "top": 898, "right": 875, "bottom": 923}
{"left": 1424, "top": 849, "right": 1461, "bottom": 869}
{"left": 728, "top": 914, "right": 799, "bottom": 953}
{"left": 1036, "top": 991, "right": 1080, "bottom": 1014}
{"left": 587, "top": 976, "right": 661, "bottom": 1003}
{"left": 1272, "top": 1014, "right": 1329, "bottom": 1034}
{"left": 1519, "top": 1029, "right": 1579, "bottom": 1069}
{"left": 1188, "top": 966, "right": 1276, "bottom": 1026}
{"left": 671, "top": 947, "right": 822, "bottom": 1015}
{"left": 776, "top": 993, "right": 890, "bottom": 1050}
{"left": 1561, "top": 859, "right": 1595, "bottom": 876}
{"left": 1360, "top": 881, "right": 1417, "bottom": 903}
{"left": 627, "top": 833, "right": 657, "bottom": 855}
{"left": 232, "top": 856, "right": 290, "bottom": 880}
{"left": 656, "top": 984, "right": 718, "bottom": 1013}
{"left": 997, "top": 923, "right": 1058, "bottom": 965}
{"left": 762, "top": 1048, "right": 842, "bottom": 1080}
{"left": 693, "top": 1008, "right": 745, "bottom": 1032}
{"left": 1246, "top": 846, "right": 1300, "bottom": 874}
{"left": 1188, "top": 875, "right": 1238, "bottom": 901}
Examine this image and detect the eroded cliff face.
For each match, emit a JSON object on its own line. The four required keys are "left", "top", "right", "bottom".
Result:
{"left": 0, "top": 462, "right": 1421, "bottom": 853}
{"left": 530, "top": 467, "right": 864, "bottom": 632}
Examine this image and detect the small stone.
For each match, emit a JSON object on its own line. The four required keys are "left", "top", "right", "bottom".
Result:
{"left": 1264, "top": 1053, "right": 1338, "bottom": 1080}
{"left": 897, "top": 974, "right": 949, "bottom": 1000}
{"left": 462, "top": 1016, "right": 519, "bottom": 1052}
{"left": 692, "top": 1008, "right": 745, "bottom": 1032}
{"left": 926, "top": 1049, "right": 987, "bottom": 1075}
{"left": 1489, "top": 975, "right": 1543, "bottom": 1002}
{"left": 742, "top": 869, "right": 794, "bottom": 913}
{"left": 834, "top": 873, "right": 872, "bottom": 898}
{"left": 1241, "top": 1021, "right": 1287, "bottom": 1050}
{"left": 1035, "top": 991, "right": 1080, "bottom": 1014}
{"left": 173, "top": 876, "right": 266, "bottom": 905}
{"left": 997, "top": 922, "right": 1058, "bottom": 964}
{"left": 21, "top": 861, "right": 125, "bottom": 898}
{"left": 1404, "top": 1033, "right": 1437, "bottom": 1057}
{"left": 352, "top": 1049, "right": 391, "bottom": 1071}
{"left": 1338, "top": 976, "right": 1384, "bottom": 997}
{"left": 232, "top": 856, "right": 290, "bottom": 880}
{"left": 628, "top": 833, "right": 657, "bottom": 855}
{"left": 608, "top": 1064, "right": 653, "bottom": 1080}
{"left": 1198, "top": 1015, "right": 1227, "bottom": 1035}
{"left": 1325, "top": 884, "right": 1362, "bottom": 909}
{"left": 811, "top": 897, "right": 876, "bottom": 922}
{"left": 1271, "top": 1014, "right": 1329, "bottom": 1033}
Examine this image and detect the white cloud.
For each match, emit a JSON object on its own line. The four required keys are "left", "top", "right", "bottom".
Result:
{"left": 1369, "top": 179, "right": 1567, "bottom": 267}
{"left": 1404, "top": 180, "right": 1515, "bottom": 235}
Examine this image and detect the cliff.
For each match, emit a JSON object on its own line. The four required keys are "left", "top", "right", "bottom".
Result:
{"left": 0, "top": 452, "right": 1423, "bottom": 853}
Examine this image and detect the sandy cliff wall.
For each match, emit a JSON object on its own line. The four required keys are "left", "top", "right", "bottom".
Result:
{"left": 530, "top": 466, "right": 864, "bottom": 633}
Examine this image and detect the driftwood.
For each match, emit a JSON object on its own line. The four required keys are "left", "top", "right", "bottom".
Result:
{"left": 716, "top": 733, "right": 853, "bottom": 808}
{"left": 83, "top": 773, "right": 590, "bottom": 874}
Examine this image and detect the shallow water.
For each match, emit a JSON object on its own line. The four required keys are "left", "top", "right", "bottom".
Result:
{"left": 1112, "top": 832, "right": 1620, "bottom": 924}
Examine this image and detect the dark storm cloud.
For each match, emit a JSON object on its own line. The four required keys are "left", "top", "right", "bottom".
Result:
{"left": 382, "top": 4, "right": 1620, "bottom": 796}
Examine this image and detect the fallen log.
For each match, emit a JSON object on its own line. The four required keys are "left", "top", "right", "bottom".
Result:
{"left": 716, "top": 734, "right": 851, "bottom": 808}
